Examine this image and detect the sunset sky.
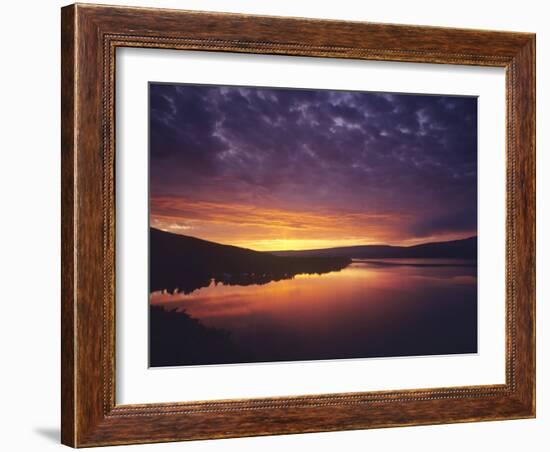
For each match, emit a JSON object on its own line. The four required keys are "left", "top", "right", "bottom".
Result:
{"left": 149, "top": 83, "right": 477, "bottom": 251}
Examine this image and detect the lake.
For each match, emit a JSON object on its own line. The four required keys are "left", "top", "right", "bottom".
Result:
{"left": 150, "top": 259, "right": 477, "bottom": 366}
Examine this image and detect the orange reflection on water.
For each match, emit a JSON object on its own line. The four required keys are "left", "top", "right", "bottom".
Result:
{"left": 151, "top": 260, "right": 476, "bottom": 339}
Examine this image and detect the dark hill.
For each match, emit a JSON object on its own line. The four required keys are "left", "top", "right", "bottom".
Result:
{"left": 270, "top": 236, "right": 477, "bottom": 259}
{"left": 150, "top": 228, "right": 351, "bottom": 293}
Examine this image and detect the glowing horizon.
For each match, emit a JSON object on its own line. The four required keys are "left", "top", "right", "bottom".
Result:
{"left": 150, "top": 226, "right": 476, "bottom": 252}
{"left": 150, "top": 196, "right": 475, "bottom": 251}
{"left": 149, "top": 84, "right": 477, "bottom": 253}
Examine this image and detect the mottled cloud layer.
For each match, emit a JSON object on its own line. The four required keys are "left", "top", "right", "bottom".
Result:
{"left": 150, "top": 83, "right": 477, "bottom": 250}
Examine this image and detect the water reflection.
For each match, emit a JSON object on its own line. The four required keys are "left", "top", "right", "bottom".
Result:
{"left": 150, "top": 259, "right": 477, "bottom": 366}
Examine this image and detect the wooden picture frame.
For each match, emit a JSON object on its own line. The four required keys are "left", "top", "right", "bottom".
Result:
{"left": 61, "top": 3, "right": 535, "bottom": 447}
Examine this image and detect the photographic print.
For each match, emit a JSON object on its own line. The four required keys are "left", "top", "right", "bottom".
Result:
{"left": 148, "top": 83, "right": 478, "bottom": 367}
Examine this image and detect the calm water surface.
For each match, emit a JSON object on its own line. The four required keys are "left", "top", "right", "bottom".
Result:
{"left": 151, "top": 259, "right": 477, "bottom": 364}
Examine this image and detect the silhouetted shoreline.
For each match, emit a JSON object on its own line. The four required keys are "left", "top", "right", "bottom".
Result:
{"left": 150, "top": 228, "right": 477, "bottom": 294}
{"left": 150, "top": 228, "right": 351, "bottom": 294}
{"left": 149, "top": 305, "right": 248, "bottom": 366}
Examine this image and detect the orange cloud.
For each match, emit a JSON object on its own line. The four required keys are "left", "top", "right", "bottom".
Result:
{"left": 150, "top": 196, "right": 428, "bottom": 251}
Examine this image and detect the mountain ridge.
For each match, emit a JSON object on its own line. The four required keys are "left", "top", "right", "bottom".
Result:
{"left": 150, "top": 228, "right": 476, "bottom": 293}
{"left": 270, "top": 236, "right": 477, "bottom": 259}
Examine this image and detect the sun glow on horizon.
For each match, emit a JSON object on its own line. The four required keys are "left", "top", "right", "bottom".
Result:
{"left": 215, "top": 238, "right": 378, "bottom": 252}
{"left": 150, "top": 196, "right": 475, "bottom": 252}
{"left": 152, "top": 221, "right": 474, "bottom": 252}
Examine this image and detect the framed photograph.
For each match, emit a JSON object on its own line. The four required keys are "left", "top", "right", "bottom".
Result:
{"left": 61, "top": 3, "right": 536, "bottom": 447}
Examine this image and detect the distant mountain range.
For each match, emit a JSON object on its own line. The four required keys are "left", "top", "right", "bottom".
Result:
{"left": 150, "top": 229, "right": 477, "bottom": 293}
{"left": 270, "top": 236, "right": 477, "bottom": 259}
